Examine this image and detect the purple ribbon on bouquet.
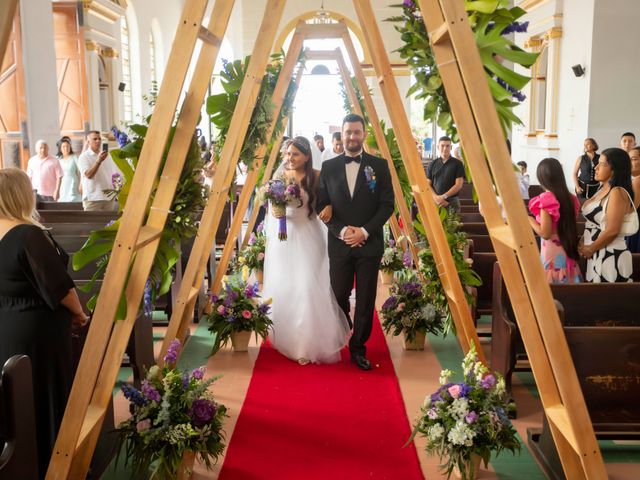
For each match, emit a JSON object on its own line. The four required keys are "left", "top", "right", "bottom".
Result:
{"left": 278, "top": 217, "right": 287, "bottom": 241}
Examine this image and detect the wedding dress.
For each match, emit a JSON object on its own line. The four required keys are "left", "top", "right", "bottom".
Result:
{"left": 262, "top": 189, "right": 350, "bottom": 363}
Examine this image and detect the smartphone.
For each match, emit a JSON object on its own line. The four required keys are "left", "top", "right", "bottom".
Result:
{"left": 102, "top": 142, "right": 109, "bottom": 153}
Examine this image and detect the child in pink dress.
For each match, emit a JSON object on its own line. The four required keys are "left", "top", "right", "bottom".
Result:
{"left": 528, "top": 158, "right": 583, "bottom": 284}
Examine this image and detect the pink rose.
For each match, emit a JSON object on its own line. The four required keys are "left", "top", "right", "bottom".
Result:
{"left": 217, "top": 305, "right": 226, "bottom": 315}
{"left": 136, "top": 419, "right": 151, "bottom": 432}
{"left": 448, "top": 385, "right": 462, "bottom": 399}
{"left": 397, "top": 302, "right": 406, "bottom": 311}
{"left": 242, "top": 310, "right": 252, "bottom": 319}
{"left": 257, "top": 252, "right": 265, "bottom": 260}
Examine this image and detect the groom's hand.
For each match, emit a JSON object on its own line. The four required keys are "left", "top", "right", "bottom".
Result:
{"left": 344, "top": 226, "right": 366, "bottom": 248}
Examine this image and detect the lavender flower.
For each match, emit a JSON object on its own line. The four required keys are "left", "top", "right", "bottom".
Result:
{"left": 191, "top": 367, "right": 205, "bottom": 380}
{"left": 256, "top": 222, "right": 264, "bottom": 234}
{"left": 382, "top": 295, "right": 398, "bottom": 311}
{"left": 141, "top": 380, "right": 161, "bottom": 402}
{"left": 182, "top": 372, "right": 190, "bottom": 390}
{"left": 465, "top": 411, "right": 479, "bottom": 424}
{"left": 164, "top": 339, "right": 181, "bottom": 365}
{"left": 188, "top": 399, "right": 216, "bottom": 427}
{"left": 111, "top": 126, "right": 130, "bottom": 148}
{"left": 480, "top": 374, "right": 497, "bottom": 389}
{"left": 388, "top": 239, "right": 396, "bottom": 248}
{"left": 496, "top": 77, "right": 526, "bottom": 102}
{"left": 111, "top": 172, "right": 123, "bottom": 189}
{"left": 121, "top": 383, "right": 147, "bottom": 406}
{"left": 143, "top": 280, "right": 154, "bottom": 316}
{"left": 403, "top": 0, "right": 415, "bottom": 9}
{"left": 258, "top": 303, "right": 270, "bottom": 315}
{"left": 248, "top": 233, "right": 257, "bottom": 246}
{"left": 403, "top": 250, "right": 412, "bottom": 268}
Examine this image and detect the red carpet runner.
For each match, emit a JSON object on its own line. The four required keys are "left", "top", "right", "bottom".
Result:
{"left": 218, "top": 313, "right": 424, "bottom": 480}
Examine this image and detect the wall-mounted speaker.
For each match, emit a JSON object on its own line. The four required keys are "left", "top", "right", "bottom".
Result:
{"left": 118, "top": 82, "right": 126, "bottom": 92}
{"left": 571, "top": 64, "right": 585, "bottom": 77}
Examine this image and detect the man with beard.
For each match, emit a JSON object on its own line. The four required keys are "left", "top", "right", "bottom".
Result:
{"left": 316, "top": 113, "right": 394, "bottom": 370}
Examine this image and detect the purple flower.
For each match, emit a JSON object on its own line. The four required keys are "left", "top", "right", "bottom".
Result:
{"left": 121, "top": 383, "right": 147, "bottom": 406}
{"left": 143, "top": 280, "right": 154, "bottom": 316}
{"left": 403, "top": 250, "right": 412, "bottom": 268}
{"left": 191, "top": 367, "right": 205, "bottom": 380}
{"left": 248, "top": 233, "right": 257, "bottom": 246}
{"left": 465, "top": 411, "right": 479, "bottom": 424}
{"left": 382, "top": 295, "right": 398, "bottom": 311}
{"left": 388, "top": 239, "right": 396, "bottom": 248}
{"left": 480, "top": 374, "right": 496, "bottom": 389}
{"left": 141, "top": 380, "right": 161, "bottom": 402}
{"left": 427, "top": 408, "right": 438, "bottom": 419}
{"left": 111, "top": 172, "right": 123, "bottom": 189}
{"left": 403, "top": 0, "right": 415, "bottom": 9}
{"left": 496, "top": 77, "right": 526, "bottom": 102}
{"left": 182, "top": 372, "right": 190, "bottom": 390}
{"left": 258, "top": 303, "right": 270, "bottom": 315}
{"left": 226, "top": 315, "right": 236, "bottom": 323}
{"left": 188, "top": 399, "right": 217, "bottom": 427}
{"left": 164, "top": 339, "right": 181, "bottom": 365}
{"left": 256, "top": 222, "right": 264, "bottom": 234}
{"left": 209, "top": 294, "right": 219, "bottom": 304}
{"left": 111, "top": 126, "right": 130, "bottom": 148}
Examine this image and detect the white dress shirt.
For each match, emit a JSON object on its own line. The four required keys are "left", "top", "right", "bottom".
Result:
{"left": 340, "top": 150, "right": 369, "bottom": 241}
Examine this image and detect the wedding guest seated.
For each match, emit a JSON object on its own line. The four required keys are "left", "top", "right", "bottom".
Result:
{"left": 572, "top": 137, "right": 600, "bottom": 199}
{"left": 516, "top": 161, "right": 530, "bottom": 200}
{"left": 0, "top": 168, "right": 89, "bottom": 477}
{"left": 579, "top": 148, "right": 639, "bottom": 282}
{"left": 528, "top": 158, "right": 582, "bottom": 284}
{"left": 26, "top": 139, "right": 63, "bottom": 202}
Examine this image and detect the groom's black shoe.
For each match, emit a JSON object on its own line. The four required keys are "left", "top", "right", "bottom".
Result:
{"left": 351, "top": 354, "right": 372, "bottom": 371}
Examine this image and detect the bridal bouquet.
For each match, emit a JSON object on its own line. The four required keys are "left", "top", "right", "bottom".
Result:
{"left": 116, "top": 339, "right": 227, "bottom": 479}
{"left": 259, "top": 175, "right": 302, "bottom": 240}
{"left": 409, "top": 346, "right": 520, "bottom": 479}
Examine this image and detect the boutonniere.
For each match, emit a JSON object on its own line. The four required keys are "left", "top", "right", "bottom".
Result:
{"left": 364, "top": 165, "right": 377, "bottom": 192}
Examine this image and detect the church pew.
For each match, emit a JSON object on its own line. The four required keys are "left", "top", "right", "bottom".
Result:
{"left": 468, "top": 235, "right": 493, "bottom": 253}
{"left": 491, "top": 262, "right": 640, "bottom": 401}
{"left": 471, "top": 252, "right": 497, "bottom": 321}
{"left": 459, "top": 212, "right": 484, "bottom": 223}
{"left": 460, "top": 222, "right": 488, "bottom": 236}
{"left": 460, "top": 204, "right": 480, "bottom": 213}
{"left": 0, "top": 355, "right": 39, "bottom": 479}
{"left": 36, "top": 201, "right": 83, "bottom": 210}
{"left": 38, "top": 210, "right": 118, "bottom": 225}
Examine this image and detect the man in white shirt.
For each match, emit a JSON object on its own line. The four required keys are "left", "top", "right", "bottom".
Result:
{"left": 77, "top": 130, "right": 118, "bottom": 211}
{"left": 26, "top": 139, "right": 63, "bottom": 201}
{"left": 321, "top": 132, "right": 344, "bottom": 162}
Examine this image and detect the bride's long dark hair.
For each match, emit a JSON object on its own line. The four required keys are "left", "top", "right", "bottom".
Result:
{"left": 289, "top": 136, "right": 316, "bottom": 218}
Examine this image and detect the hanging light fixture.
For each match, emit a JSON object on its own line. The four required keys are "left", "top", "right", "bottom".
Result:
{"left": 311, "top": 1, "right": 332, "bottom": 24}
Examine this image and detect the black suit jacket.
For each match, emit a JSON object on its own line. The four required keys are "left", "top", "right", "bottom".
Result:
{"left": 316, "top": 151, "right": 394, "bottom": 258}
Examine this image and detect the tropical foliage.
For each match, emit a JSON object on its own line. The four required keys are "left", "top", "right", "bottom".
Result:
{"left": 409, "top": 345, "right": 519, "bottom": 479}
{"left": 72, "top": 113, "right": 207, "bottom": 319}
{"left": 116, "top": 340, "right": 227, "bottom": 479}
{"left": 417, "top": 210, "right": 481, "bottom": 334}
{"left": 388, "top": 0, "right": 538, "bottom": 140}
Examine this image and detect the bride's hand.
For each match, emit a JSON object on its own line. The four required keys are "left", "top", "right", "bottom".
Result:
{"left": 318, "top": 205, "right": 332, "bottom": 223}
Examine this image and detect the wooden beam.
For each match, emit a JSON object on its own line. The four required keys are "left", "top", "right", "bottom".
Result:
{"left": 46, "top": 1, "right": 214, "bottom": 478}
{"left": 210, "top": 25, "right": 305, "bottom": 295}
{"left": 158, "top": 0, "right": 288, "bottom": 365}
{"left": 297, "top": 22, "right": 347, "bottom": 39}
{"left": 351, "top": 1, "right": 482, "bottom": 359}
{"left": 0, "top": 0, "right": 18, "bottom": 68}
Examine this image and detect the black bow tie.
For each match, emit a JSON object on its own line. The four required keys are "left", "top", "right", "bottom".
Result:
{"left": 345, "top": 155, "right": 361, "bottom": 164}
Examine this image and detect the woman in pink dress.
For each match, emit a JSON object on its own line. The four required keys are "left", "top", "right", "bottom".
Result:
{"left": 528, "top": 157, "right": 583, "bottom": 284}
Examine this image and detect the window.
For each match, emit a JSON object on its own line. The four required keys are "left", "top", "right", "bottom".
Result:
{"left": 149, "top": 33, "right": 157, "bottom": 89}
{"left": 534, "top": 47, "right": 548, "bottom": 132}
{"left": 120, "top": 17, "right": 132, "bottom": 122}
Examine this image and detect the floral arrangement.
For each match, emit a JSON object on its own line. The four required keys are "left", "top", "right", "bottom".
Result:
{"left": 388, "top": 0, "right": 538, "bottom": 139}
{"left": 364, "top": 165, "right": 377, "bottom": 192}
{"left": 409, "top": 345, "right": 520, "bottom": 479}
{"left": 259, "top": 176, "right": 302, "bottom": 240}
{"left": 116, "top": 339, "right": 227, "bottom": 479}
{"left": 418, "top": 210, "right": 481, "bottom": 334}
{"left": 381, "top": 274, "right": 443, "bottom": 342}
{"left": 205, "top": 275, "right": 273, "bottom": 355}
{"left": 237, "top": 222, "right": 266, "bottom": 273}
{"left": 72, "top": 102, "right": 207, "bottom": 319}
{"left": 381, "top": 237, "right": 409, "bottom": 274}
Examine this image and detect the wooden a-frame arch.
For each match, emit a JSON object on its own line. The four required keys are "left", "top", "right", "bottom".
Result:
{"left": 44, "top": 0, "right": 604, "bottom": 478}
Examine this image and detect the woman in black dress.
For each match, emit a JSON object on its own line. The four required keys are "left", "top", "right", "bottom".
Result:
{"left": 572, "top": 137, "right": 600, "bottom": 199}
{"left": 0, "top": 168, "right": 88, "bottom": 477}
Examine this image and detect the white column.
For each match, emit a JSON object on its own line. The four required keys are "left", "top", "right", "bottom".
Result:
{"left": 84, "top": 40, "right": 102, "bottom": 132}
{"left": 544, "top": 28, "right": 562, "bottom": 137}
{"left": 19, "top": 0, "right": 59, "bottom": 153}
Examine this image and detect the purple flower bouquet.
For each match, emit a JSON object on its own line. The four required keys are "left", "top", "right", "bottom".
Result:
{"left": 259, "top": 176, "right": 302, "bottom": 240}
{"left": 116, "top": 339, "right": 227, "bottom": 478}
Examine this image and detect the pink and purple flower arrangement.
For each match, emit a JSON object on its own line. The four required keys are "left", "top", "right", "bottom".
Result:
{"left": 116, "top": 339, "right": 227, "bottom": 479}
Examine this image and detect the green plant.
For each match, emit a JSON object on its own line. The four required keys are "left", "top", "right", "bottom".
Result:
{"left": 417, "top": 209, "right": 481, "bottom": 334}
{"left": 116, "top": 339, "right": 227, "bottom": 479}
{"left": 205, "top": 275, "right": 273, "bottom": 355}
{"left": 206, "top": 51, "right": 299, "bottom": 172}
{"left": 72, "top": 111, "right": 207, "bottom": 319}
{"left": 388, "top": 0, "right": 538, "bottom": 140}
{"left": 409, "top": 345, "right": 520, "bottom": 479}
{"left": 381, "top": 273, "right": 444, "bottom": 342}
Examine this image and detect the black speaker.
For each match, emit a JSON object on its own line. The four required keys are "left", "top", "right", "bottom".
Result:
{"left": 118, "top": 82, "right": 126, "bottom": 92}
{"left": 571, "top": 64, "right": 585, "bottom": 77}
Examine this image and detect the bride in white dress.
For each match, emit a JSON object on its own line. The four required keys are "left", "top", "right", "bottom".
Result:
{"left": 262, "top": 136, "right": 350, "bottom": 364}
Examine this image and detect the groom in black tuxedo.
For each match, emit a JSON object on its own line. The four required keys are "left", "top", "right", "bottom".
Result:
{"left": 316, "top": 113, "right": 394, "bottom": 370}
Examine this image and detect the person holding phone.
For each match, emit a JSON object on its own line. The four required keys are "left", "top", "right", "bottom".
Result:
{"left": 77, "top": 130, "right": 119, "bottom": 211}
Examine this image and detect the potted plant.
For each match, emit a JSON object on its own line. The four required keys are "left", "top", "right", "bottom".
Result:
{"left": 380, "top": 238, "right": 408, "bottom": 284}
{"left": 116, "top": 339, "right": 227, "bottom": 479}
{"left": 380, "top": 274, "right": 443, "bottom": 350}
{"left": 237, "top": 222, "right": 266, "bottom": 285}
{"left": 409, "top": 345, "right": 520, "bottom": 479}
{"left": 205, "top": 275, "right": 272, "bottom": 353}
